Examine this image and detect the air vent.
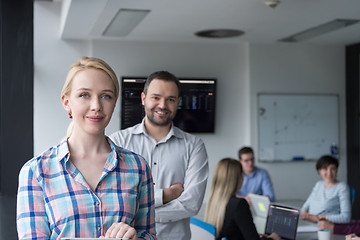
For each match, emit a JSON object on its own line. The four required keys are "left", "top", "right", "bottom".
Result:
{"left": 195, "top": 29, "right": 244, "bottom": 38}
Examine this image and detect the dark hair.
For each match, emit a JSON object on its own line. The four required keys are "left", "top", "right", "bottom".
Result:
{"left": 316, "top": 155, "right": 339, "bottom": 171}
{"left": 238, "top": 146, "right": 254, "bottom": 160}
{"left": 143, "top": 71, "right": 180, "bottom": 96}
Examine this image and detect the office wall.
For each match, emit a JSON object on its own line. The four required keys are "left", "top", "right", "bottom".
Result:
{"left": 34, "top": 2, "right": 91, "bottom": 155}
{"left": 249, "top": 44, "right": 346, "bottom": 199}
{"left": 34, "top": 2, "right": 346, "bottom": 201}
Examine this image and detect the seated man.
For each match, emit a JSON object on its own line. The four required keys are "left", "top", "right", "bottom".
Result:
{"left": 237, "top": 147, "right": 275, "bottom": 202}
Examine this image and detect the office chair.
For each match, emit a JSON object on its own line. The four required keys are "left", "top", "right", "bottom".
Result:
{"left": 350, "top": 185, "right": 355, "bottom": 203}
{"left": 190, "top": 217, "right": 216, "bottom": 240}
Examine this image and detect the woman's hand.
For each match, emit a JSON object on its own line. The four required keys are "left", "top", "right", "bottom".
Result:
{"left": 101, "top": 222, "right": 138, "bottom": 240}
{"left": 346, "top": 233, "right": 360, "bottom": 240}
{"left": 268, "top": 232, "right": 281, "bottom": 240}
{"left": 259, "top": 232, "right": 280, "bottom": 240}
{"left": 318, "top": 219, "right": 334, "bottom": 232}
{"left": 300, "top": 210, "right": 309, "bottom": 220}
{"left": 301, "top": 210, "right": 320, "bottom": 222}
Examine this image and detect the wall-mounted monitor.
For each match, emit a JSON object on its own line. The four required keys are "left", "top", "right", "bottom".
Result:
{"left": 121, "top": 77, "right": 216, "bottom": 133}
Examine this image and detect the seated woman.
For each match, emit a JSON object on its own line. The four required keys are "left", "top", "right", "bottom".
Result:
{"left": 301, "top": 155, "right": 351, "bottom": 223}
{"left": 204, "top": 158, "right": 280, "bottom": 240}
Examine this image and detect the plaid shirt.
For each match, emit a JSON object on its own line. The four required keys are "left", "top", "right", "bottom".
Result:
{"left": 17, "top": 138, "right": 156, "bottom": 240}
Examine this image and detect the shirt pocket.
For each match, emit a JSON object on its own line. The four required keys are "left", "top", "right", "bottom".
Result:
{"left": 44, "top": 188, "right": 93, "bottom": 230}
{"left": 102, "top": 191, "right": 139, "bottom": 229}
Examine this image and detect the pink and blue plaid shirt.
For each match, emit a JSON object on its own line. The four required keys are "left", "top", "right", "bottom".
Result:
{"left": 16, "top": 138, "right": 156, "bottom": 240}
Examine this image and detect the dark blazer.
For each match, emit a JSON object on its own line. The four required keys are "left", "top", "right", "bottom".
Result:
{"left": 217, "top": 197, "right": 273, "bottom": 240}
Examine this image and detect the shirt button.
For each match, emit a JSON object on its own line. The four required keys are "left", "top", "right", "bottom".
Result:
{"left": 153, "top": 162, "right": 157, "bottom": 165}
{"left": 97, "top": 226, "right": 101, "bottom": 231}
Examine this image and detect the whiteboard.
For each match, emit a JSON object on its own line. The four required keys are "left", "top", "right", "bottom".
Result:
{"left": 258, "top": 94, "right": 339, "bottom": 162}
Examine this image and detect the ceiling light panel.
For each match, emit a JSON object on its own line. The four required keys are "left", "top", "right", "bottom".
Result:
{"left": 103, "top": 9, "right": 150, "bottom": 37}
{"left": 279, "top": 19, "right": 360, "bottom": 42}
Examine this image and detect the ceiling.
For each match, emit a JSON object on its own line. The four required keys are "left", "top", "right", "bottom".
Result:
{"left": 59, "top": 0, "right": 360, "bottom": 46}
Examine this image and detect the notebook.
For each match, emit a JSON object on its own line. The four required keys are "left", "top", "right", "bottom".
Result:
{"left": 248, "top": 193, "right": 270, "bottom": 234}
{"left": 264, "top": 204, "right": 300, "bottom": 240}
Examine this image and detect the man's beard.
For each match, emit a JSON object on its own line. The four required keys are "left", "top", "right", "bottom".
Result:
{"left": 146, "top": 108, "right": 174, "bottom": 126}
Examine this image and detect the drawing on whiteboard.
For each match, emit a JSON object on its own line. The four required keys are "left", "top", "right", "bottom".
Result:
{"left": 258, "top": 94, "right": 338, "bottom": 162}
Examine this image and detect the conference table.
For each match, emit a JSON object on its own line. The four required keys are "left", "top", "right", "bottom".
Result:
{"left": 296, "top": 231, "right": 344, "bottom": 240}
{"left": 194, "top": 199, "right": 347, "bottom": 239}
{"left": 295, "top": 220, "right": 345, "bottom": 240}
{"left": 278, "top": 199, "right": 346, "bottom": 240}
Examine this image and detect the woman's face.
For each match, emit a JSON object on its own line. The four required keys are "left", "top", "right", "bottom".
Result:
{"left": 62, "top": 68, "right": 116, "bottom": 136}
{"left": 318, "top": 164, "right": 337, "bottom": 184}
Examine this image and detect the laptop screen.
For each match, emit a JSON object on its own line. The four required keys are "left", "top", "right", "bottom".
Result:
{"left": 264, "top": 204, "right": 300, "bottom": 240}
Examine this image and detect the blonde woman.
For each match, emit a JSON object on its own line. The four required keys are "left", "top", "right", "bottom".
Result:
{"left": 16, "top": 57, "right": 155, "bottom": 240}
{"left": 205, "top": 158, "right": 279, "bottom": 240}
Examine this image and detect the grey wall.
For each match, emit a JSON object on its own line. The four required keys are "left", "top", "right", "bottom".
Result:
{"left": 249, "top": 43, "right": 346, "bottom": 200}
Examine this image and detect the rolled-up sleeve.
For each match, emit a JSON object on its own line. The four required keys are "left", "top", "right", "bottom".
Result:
{"left": 136, "top": 160, "right": 156, "bottom": 240}
{"left": 17, "top": 163, "right": 51, "bottom": 240}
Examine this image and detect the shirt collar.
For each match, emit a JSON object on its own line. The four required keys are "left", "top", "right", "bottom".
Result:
{"left": 135, "top": 118, "right": 184, "bottom": 141}
{"left": 104, "top": 137, "right": 120, "bottom": 171}
{"left": 247, "top": 166, "right": 258, "bottom": 177}
{"left": 57, "top": 138, "right": 70, "bottom": 163}
{"left": 57, "top": 137, "right": 119, "bottom": 168}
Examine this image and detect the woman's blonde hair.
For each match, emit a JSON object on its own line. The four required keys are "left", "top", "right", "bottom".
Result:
{"left": 61, "top": 56, "right": 119, "bottom": 137}
{"left": 204, "top": 158, "right": 243, "bottom": 237}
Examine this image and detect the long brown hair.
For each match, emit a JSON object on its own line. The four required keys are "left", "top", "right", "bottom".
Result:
{"left": 204, "top": 158, "right": 243, "bottom": 237}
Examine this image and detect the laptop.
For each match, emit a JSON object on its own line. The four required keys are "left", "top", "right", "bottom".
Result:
{"left": 248, "top": 193, "right": 270, "bottom": 234}
{"left": 264, "top": 204, "right": 300, "bottom": 240}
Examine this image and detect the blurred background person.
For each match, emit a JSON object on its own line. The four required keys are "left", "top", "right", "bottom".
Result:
{"left": 237, "top": 147, "right": 275, "bottom": 202}
{"left": 204, "top": 158, "right": 280, "bottom": 240}
{"left": 301, "top": 155, "right": 351, "bottom": 223}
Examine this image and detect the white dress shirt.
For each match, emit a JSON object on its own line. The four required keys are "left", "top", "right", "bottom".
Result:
{"left": 110, "top": 120, "right": 209, "bottom": 240}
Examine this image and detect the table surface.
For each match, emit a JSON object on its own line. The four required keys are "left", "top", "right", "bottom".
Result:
{"left": 277, "top": 199, "right": 345, "bottom": 240}
{"left": 296, "top": 232, "right": 344, "bottom": 240}
{"left": 195, "top": 199, "right": 347, "bottom": 240}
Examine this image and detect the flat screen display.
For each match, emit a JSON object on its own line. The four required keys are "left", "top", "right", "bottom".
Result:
{"left": 121, "top": 77, "right": 216, "bottom": 133}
